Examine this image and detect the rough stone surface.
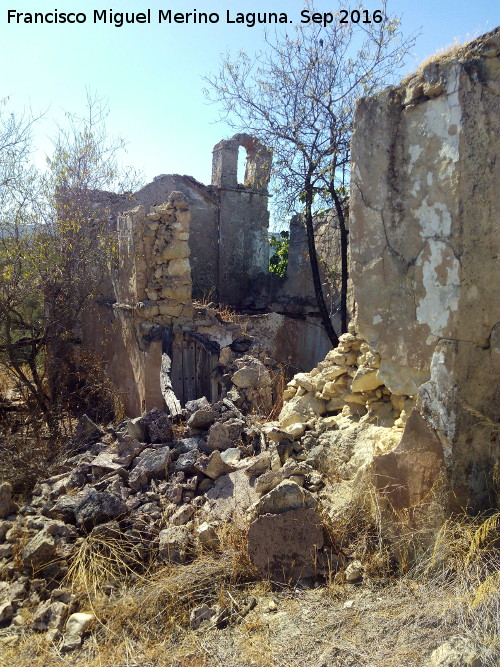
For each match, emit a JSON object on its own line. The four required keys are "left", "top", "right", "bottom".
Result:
{"left": 371, "top": 410, "right": 446, "bottom": 514}
{"left": 187, "top": 409, "right": 218, "bottom": 429}
{"left": 74, "top": 488, "right": 128, "bottom": 529}
{"left": 0, "top": 482, "right": 18, "bottom": 519}
{"left": 129, "top": 446, "right": 171, "bottom": 490}
{"left": 158, "top": 525, "right": 191, "bottom": 563}
{"left": 141, "top": 409, "right": 173, "bottom": 444}
{"left": 22, "top": 531, "right": 56, "bottom": 568}
{"left": 251, "top": 480, "right": 317, "bottom": 518}
{"left": 350, "top": 45, "right": 500, "bottom": 507}
{"left": 32, "top": 600, "right": 69, "bottom": 632}
{"left": 194, "top": 450, "right": 234, "bottom": 480}
{"left": 427, "top": 637, "right": 482, "bottom": 667}
{"left": 207, "top": 419, "right": 244, "bottom": 451}
{"left": 203, "top": 469, "right": 259, "bottom": 522}
{"left": 247, "top": 508, "right": 324, "bottom": 581}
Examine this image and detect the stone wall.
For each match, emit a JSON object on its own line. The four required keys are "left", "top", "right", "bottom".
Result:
{"left": 349, "top": 29, "right": 500, "bottom": 507}
{"left": 212, "top": 134, "right": 272, "bottom": 305}
{"left": 277, "top": 29, "right": 499, "bottom": 516}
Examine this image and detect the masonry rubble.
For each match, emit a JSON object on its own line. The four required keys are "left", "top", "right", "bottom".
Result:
{"left": 0, "top": 387, "right": 340, "bottom": 648}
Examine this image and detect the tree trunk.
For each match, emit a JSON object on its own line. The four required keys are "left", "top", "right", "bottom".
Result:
{"left": 304, "top": 181, "right": 339, "bottom": 348}
{"left": 330, "top": 185, "right": 349, "bottom": 334}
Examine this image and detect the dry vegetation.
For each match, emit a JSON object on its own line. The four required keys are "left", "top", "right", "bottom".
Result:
{"left": 1, "top": 502, "right": 498, "bottom": 667}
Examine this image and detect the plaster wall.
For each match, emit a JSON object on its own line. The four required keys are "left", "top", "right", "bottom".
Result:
{"left": 349, "top": 29, "right": 500, "bottom": 504}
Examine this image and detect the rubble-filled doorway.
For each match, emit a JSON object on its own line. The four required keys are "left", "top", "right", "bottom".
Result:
{"left": 169, "top": 332, "right": 220, "bottom": 406}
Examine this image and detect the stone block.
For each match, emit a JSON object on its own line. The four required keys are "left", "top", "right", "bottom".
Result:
{"left": 22, "top": 531, "right": 56, "bottom": 568}
{"left": 247, "top": 508, "right": 324, "bottom": 581}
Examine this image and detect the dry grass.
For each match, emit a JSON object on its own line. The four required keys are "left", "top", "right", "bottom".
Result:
{"left": 2, "top": 508, "right": 499, "bottom": 666}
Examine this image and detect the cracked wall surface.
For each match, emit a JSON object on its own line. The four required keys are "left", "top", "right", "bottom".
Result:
{"left": 349, "top": 29, "right": 500, "bottom": 506}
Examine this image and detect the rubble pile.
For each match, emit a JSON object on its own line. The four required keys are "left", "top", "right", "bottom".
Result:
{"left": 0, "top": 364, "right": 335, "bottom": 648}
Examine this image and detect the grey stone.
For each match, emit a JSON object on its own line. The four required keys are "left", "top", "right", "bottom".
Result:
{"left": 247, "top": 508, "right": 324, "bottom": 581}
{"left": 220, "top": 448, "right": 241, "bottom": 465}
{"left": 32, "top": 600, "right": 69, "bottom": 632}
{"left": 125, "top": 416, "right": 147, "bottom": 442}
{"left": 427, "top": 637, "right": 483, "bottom": 667}
{"left": 170, "top": 504, "right": 195, "bottom": 526}
{"left": 204, "top": 469, "right": 259, "bottom": 522}
{"left": 251, "top": 480, "right": 317, "bottom": 518}
{"left": 194, "top": 450, "right": 234, "bottom": 480}
{"left": 141, "top": 408, "right": 173, "bottom": 443}
{"left": 185, "top": 396, "right": 210, "bottom": 412}
{"left": 159, "top": 525, "right": 191, "bottom": 563}
{"left": 207, "top": 418, "right": 245, "bottom": 451}
{"left": 129, "top": 446, "right": 171, "bottom": 490}
{"left": 190, "top": 604, "right": 216, "bottom": 630}
{"left": 188, "top": 409, "right": 218, "bottom": 429}
{"left": 74, "top": 488, "right": 127, "bottom": 529}
{"left": 232, "top": 358, "right": 272, "bottom": 389}
{"left": 22, "top": 530, "right": 56, "bottom": 568}
{"left": 175, "top": 450, "right": 198, "bottom": 474}
{"left": 244, "top": 452, "right": 272, "bottom": 478}
{"left": 46, "top": 493, "right": 80, "bottom": 524}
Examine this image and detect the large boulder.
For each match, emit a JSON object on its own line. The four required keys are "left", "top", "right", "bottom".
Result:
{"left": 247, "top": 508, "right": 325, "bottom": 581}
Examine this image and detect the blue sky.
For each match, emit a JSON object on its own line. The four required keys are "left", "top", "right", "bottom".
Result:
{"left": 1, "top": 1, "right": 498, "bottom": 185}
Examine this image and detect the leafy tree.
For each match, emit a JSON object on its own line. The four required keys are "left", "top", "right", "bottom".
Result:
{"left": 0, "top": 94, "right": 138, "bottom": 435}
{"left": 269, "top": 230, "right": 290, "bottom": 277}
{"left": 205, "top": 0, "right": 416, "bottom": 346}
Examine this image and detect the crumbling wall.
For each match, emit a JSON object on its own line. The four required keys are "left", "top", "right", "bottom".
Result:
{"left": 277, "top": 30, "right": 499, "bottom": 517}
{"left": 349, "top": 29, "right": 500, "bottom": 507}
{"left": 84, "top": 192, "right": 195, "bottom": 416}
{"left": 93, "top": 175, "right": 219, "bottom": 300}
{"left": 212, "top": 134, "right": 272, "bottom": 306}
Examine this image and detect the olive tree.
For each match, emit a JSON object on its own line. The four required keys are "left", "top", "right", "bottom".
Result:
{"left": 205, "top": 0, "right": 416, "bottom": 346}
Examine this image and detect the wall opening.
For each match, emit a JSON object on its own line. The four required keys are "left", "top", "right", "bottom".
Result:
{"left": 237, "top": 145, "right": 247, "bottom": 186}
{"left": 170, "top": 332, "right": 220, "bottom": 405}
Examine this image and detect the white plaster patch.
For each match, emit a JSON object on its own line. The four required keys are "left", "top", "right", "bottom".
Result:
{"left": 372, "top": 315, "right": 383, "bottom": 325}
{"left": 419, "top": 346, "right": 457, "bottom": 449}
{"left": 410, "top": 179, "right": 421, "bottom": 197}
{"left": 416, "top": 240, "right": 460, "bottom": 335}
{"left": 427, "top": 172, "right": 433, "bottom": 186}
{"left": 415, "top": 197, "right": 452, "bottom": 239}
{"left": 423, "top": 66, "right": 462, "bottom": 180}
{"left": 408, "top": 144, "right": 424, "bottom": 172}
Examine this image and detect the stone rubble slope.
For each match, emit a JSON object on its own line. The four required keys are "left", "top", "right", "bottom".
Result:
{"left": 0, "top": 344, "right": 345, "bottom": 650}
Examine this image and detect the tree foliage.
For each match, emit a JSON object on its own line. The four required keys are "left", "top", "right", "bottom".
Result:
{"left": 269, "top": 230, "right": 290, "bottom": 277}
{"left": 0, "top": 94, "right": 139, "bottom": 435}
{"left": 205, "top": 0, "right": 416, "bottom": 345}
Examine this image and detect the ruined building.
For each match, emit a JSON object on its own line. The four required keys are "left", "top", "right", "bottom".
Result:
{"left": 81, "top": 28, "right": 499, "bottom": 513}
{"left": 84, "top": 133, "right": 335, "bottom": 416}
